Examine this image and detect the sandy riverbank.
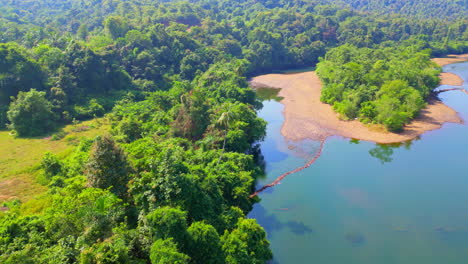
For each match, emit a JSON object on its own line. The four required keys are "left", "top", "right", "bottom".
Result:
{"left": 251, "top": 67, "right": 464, "bottom": 144}
{"left": 432, "top": 54, "right": 468, "bottom": 67}
{"left": 433, "top": 54, "right": 468, "bottom": 86}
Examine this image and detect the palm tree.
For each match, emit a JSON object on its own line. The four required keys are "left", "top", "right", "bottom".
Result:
{"left": 216, "top": 104, "right": 236, "bottom": 165}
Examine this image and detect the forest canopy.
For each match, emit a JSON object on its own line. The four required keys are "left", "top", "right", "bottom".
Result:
{"left": 316, "top": 45, "right": 440, "bottom": 131}
{"left": 0, "top": 0, "right": 467, "bottom": 263}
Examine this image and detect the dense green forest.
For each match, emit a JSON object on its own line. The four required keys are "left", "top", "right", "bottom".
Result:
{"left": 0, "top": 0, "right": 467, "bottom": 263}
{"left": 322, "top": 0, "right": 468, "bottom": 20}
{"left": 316, "top": 45, "right": 440, "bottom": 131}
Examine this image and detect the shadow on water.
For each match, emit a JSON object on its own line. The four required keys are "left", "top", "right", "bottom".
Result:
{"left": 259, "top": 138, "right": 289, "bottom": 164}
{"left": 249, "top": 203, "right": 314, "bottom": 239}
{"left": 286, "top": 221, "right": 314, "bottom": 235}
{"left": 344, "top": 232, "right": 366, "bottom": 247}
{"left": 434, "top": 227, "right": 468, "bottom": 245}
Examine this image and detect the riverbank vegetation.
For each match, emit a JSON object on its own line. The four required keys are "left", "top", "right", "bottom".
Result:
{"left": 0, "top": 0, "right": 467, "bottom": 263}
{"left": 317, "top": 45, "right": 441, "bottom": 131}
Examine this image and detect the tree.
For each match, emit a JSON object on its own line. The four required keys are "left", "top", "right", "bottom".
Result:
{"left": 186, "top": 221, "right": 224, "bottom": 264}
{"left": 172, "top": 92, "right": 211, "bottom": 140}
{"left": 221, "top": 219, "right": 272, "bottom": 264}
{"left": 150, "top": 239, "right": 189, "bottom": 264}
{"left": 77, "top": 24, "right": 89, "bottom": 40}
{"left": 215, "top": 104, "right": 236, "bottom": 165}
{"left": 7, "top": 89, "right": 56, "bottom": 137}
{"left": 146, "top": 206, "right": 188, "bottom": 246}
{"left": 104, "top": 16, "right": 130, "bottom": 40}
{"left": 0, "top": 43, "right": 45, "bottom": 106}
{"left": 85, "top": 135, "right": 132, "bottom": 198}
{"left": 41, "top": 152, "right": 63, "bottom": 179}
{"left": 80, "top": 235, "right": 131, "bottom": 264}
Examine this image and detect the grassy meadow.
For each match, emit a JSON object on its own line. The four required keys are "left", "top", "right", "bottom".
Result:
{"left": 0, "top": 118, "right": 109, "bottom": 203}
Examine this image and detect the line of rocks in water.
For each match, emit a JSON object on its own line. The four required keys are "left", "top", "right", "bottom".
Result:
{"left": 435, "top": 87, "right": 468, "bottom": 95}
{"left": 249, "top": 140, "right": 325, "bottom": 198}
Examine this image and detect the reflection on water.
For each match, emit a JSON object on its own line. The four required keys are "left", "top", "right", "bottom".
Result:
{"left": 250, "top": 62, "right": 468, "bottom": 264}
{"left": 255, "top": 87, "right": 284, "bottom": 102}
{"left": 368, "top": 140, "right": 414, "bottom": 164}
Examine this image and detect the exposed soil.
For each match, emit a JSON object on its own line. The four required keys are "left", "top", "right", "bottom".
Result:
{"left": 433, "top": 54, "right": 468, "bottom": 86}
{"left": 432, "top": 54, "right": 468, "bottom": 67}
{"left": 439, "top": 72, "right": 464, "bottom": 86}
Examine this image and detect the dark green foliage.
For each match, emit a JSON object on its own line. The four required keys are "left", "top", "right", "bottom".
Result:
{"left": 79, "top": 234, "right": 131, "bottom": 264}
{"left": 0, "top": 188, "right": 126, "bottom": 263}
{"left": 85, "top": 135, "right": 132, "bottom": 198}
{"left": 322, "top": 0, "right": 468, "bottom": 20}
{"left": 146, "top": 206, "right": 188, "bottom": 245}
{"left": 0, "top": 0, "right": 466, "bottom": 263}
{"left": 0, "top": 0, "right": 466, "bottom": 133}
{"left": 41, "top": 152, "right": 63, "bottom": 179}
{"left": 186, "top": 221, "right": 224, "bottom": 264}
{"left": 104, "top": 16, "right": 130, "bottom": 40}
{"left": 150, "top": 238, "right": 190, "bottom": 264}
{"left": 317, "top": 45, "right": 437, "bottom": 131}
{"left": 7, "top": 89, "right": 56, "bottom": 137}
{"left": 221, "top": 219, "right": 272, "bottom": 264}
{"left": 0, "top": 105, "right": 8, "bottom": 129}
{"left": 0, "top": 43, "right": 45, "bottom": 105}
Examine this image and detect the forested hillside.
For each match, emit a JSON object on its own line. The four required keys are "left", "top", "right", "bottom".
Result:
{"left": 0, "top": 0, "right": 467, "bottom": 263}
{"left": 322, "top": 0, "right": 468, "bottom": 20}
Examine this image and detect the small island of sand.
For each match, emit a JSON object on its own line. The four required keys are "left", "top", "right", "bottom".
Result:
{"left": 250, "top": 56, "right": 467, "bottom": 144}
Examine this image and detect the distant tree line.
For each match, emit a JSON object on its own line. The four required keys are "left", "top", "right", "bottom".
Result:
{"left": 0, "top": 0, "right": 466, "bottom": 135}
{"left": 321, "top": 0, "right": 468, "bottom": 20}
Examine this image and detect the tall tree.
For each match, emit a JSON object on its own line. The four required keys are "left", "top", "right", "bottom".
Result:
{"left": 85, "top": 135, "right": 132, "bottom": 198}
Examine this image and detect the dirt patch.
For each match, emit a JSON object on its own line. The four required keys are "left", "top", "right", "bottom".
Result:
{"left": 0, "top": 175, "right": 46, "bottom": 202}
{"left": 0, "top": 178, "right": 22, "bottom": 201}
{"left": 432, "top": 54, "right": 468, "bottom": 67}
{"left": 432, "top": 54, "right": 468, "bottom": 86}
{"left": 250, "top": 71, "right": 463, "bottom": 144}
{"left": 439, "top": 72, "right": 464, "bottom": 86}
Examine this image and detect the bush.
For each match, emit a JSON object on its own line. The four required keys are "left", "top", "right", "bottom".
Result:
{"left": 41, "top": 152, "right": 63, "bottom": 179}
{"left": 7, "top": 89, "right": 56, "bottom": 137}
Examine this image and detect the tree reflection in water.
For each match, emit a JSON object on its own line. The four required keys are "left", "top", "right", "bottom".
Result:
{"left": 367, "top": 139, "right": 416, "bottom": 164}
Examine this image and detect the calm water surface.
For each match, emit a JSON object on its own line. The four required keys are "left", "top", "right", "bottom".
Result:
{"left": 249, "top": 62, "right": 468, "bottom": 264}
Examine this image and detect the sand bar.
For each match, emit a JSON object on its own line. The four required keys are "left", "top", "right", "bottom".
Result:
{"left": 432, "top": 54, "right": 468, "bottom": 86}
{"left": 251, "top": 63, "right": 465, "bottom": 143}
{"left": 432, "top": 54, "right": 468, "bottom": 67}
{"left": 439, "top": 72, "right": 464, "bottom": 86}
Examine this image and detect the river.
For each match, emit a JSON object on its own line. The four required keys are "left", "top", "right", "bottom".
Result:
{"left": 249, "top": 62, "right": 468, "bottom": 263}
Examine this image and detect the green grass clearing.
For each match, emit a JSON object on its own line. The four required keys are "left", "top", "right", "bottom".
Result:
{"left": 0, "top": 118, "right": 110, "bottom": 202}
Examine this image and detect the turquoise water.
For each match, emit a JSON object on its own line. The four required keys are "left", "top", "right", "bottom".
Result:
{"left": 249, "top": 62, "right": 468, "bottom": 263}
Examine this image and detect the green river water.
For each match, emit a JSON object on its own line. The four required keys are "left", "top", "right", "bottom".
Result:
{"left": 249, "top": 62, "right": 468, "bottom": 263}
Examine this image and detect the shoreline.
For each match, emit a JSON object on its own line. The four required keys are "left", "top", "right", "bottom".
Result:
{"left": 250, "top": 58, "right": 466, "bottom": 144}
{"left": 432, "top": 54, "right": 468, "bottom": 86}
{"left": 432, "top": 54, "right": 468, "bottom": 67}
